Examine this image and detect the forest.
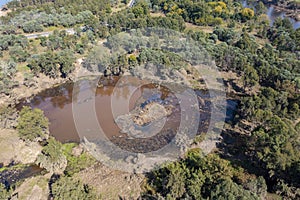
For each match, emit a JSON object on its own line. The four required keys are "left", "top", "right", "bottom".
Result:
{"left": 0, "top": 0, "right": 299, "bottom": 199}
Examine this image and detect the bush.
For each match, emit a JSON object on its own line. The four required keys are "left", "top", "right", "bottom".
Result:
{"left": 62, "top": 143, "right": 97, "bottom": 176}
{"left": 210, "top": 179, "right": 259, "bottom": 200}
{"left": 51, "top": 176, "right": 100, "bottom": 200}
{"left": 36, "top": 137, "right": 67, "bottom": 174}
{"left": 17, "top": 106, "right": 49, "bottom": 141}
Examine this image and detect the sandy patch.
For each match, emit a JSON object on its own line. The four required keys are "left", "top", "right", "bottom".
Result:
{"left": 77, "top": 163, "right": 144, "bottom": 199}
{"left": 0, "top": 9, "right": 11, "bottom": 17}
{"left": 0, "top": 129, "right": 42, "bottom": 166}
{"left": 13, "top": 175, "right": 49, "bottom": 200}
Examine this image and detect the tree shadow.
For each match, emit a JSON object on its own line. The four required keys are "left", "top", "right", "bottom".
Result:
{"left": 224, "top": 78, "right": 245, "bottom": 94}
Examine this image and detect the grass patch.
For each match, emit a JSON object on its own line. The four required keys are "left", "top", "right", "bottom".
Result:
{"left": 17, "top": 63, "right": 30, "bottom": 73}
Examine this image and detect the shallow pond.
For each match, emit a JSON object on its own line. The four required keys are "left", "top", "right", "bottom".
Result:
{"left": 18, "top": 77, "right": 213, "bottom": 148}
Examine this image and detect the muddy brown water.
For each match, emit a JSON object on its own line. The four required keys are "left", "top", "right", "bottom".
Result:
{"left": 4, "top": 75, "right": 232, "bottom": 185}
{"left": 17, "top": 76, "right": 213, "bottom": 152}
{"left": 17, "top": 77, "right": 210, "bottom": 152}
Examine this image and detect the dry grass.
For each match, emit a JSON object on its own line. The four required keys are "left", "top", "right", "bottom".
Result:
{"left": 14, "top": 176, "right": 49, "bottom": 200}
{"left": 185, "top": 23, "right": 214, "bottom": 33}
{"left": 150, "top": 12, "right": 165, "bottom": 17}
{"left": 0, "top": 129, "right": 42, "bottom": 166}
{"left": 76, "top": 163, "right": 144, "bottom": 200}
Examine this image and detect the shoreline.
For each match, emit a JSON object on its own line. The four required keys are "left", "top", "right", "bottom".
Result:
{"left": 243, "top": 0, "right": 300, "bottom": 22}
{"left": 0, "top": 59, "right": 84, "bottom": 108}
{"left": 270, "top": 4, "right": 300, "bottom": 21}
{"left": 264, "top": 0, "right": 300, "bottom": 21}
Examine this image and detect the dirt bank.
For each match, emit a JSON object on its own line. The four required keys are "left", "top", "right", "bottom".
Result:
{"left": 0, "top": 129, "right": 42, "bottom": 166}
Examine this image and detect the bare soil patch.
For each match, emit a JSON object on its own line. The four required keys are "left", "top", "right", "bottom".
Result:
{"left": 0, "top": 129, "right": 42, "bottom": 166}
{"left": 77, "top": 163, "right": 144, "bottom": 199}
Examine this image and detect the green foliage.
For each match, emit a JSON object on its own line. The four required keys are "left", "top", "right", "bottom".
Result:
{"left": 23, "top": 20, "right": 43, "bottom": 33}
{"left": 9, "top": 45, "right": 29, "bottom": 62}
{"left": 242, "top": 65, "right": 259, "bottom": 89}
{"left": 36, "top": 137, "right": 67, "bottom": 174}
{"left": 7, "top": 0, "right": 112, "bottom": 16}
{"left": 240, "top": 8, "right": 255, "bottom": 21}
{"left": 0, "top": 105, "right": 16, "bottom": 122}
{"left": 27, "top": 49, "right": 75, "bottom": 78}
{"left": 274, "top": 179, "right": 300, "bottom": 199}
{"left": 236, "top": 33, "right": 258, "bottom": 53}
{"left": 106, "top": 2, "right": 186, "bottom": 32}
{"left": 240, "top": 87, "right": 298, "bottom": 120}
{"left": 0, "top": 183, "right": 12, "bottom": 200}
{"left": 165, "top": 162, "right": 187, "bottom": 199}
{"left": 1, "top": 0, "right": 300, "bottom": 197}
{"left": 244, "top": 176, "right": 267, "bottom": 199}
{"left": 3, "top": 9, "right": 96, "bottom": 34}
{"left": 267, "top": 18, "right": 300, "bottom": 52}
{"left": 0, "top": 60, "right": 18, "bottom": 95}
{"left": 0, "top": 35, "right": 28, "bottom": 51}
{"left": 62, "top": 143, "right": 97, "bottom": 176}
{"left": 17, "top": 106, "right": 49, "bottom": 141}
{"left": 145, "top": 149, "right": 258, "bottom": 199}
{"left": 210, "top": 179, "right": 259, "bottom": 200}
{"left": 51, "top": 176, "right": 100, "bottom": 200}
{"left": 150, "top": 0, "right": 253, "bottom": 26}
{"left": 213, "top": 27, "right": 237, "bottom": 42}
{"left": 250, "top": 116, "right": 299, "bottom": 176}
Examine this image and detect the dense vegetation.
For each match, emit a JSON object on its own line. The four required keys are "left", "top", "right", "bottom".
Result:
{"left": 51, "top": 176, "right": 100, "bottom": 200}
{"left": 0, "top": 0, "right": 299, "bottom": 199}
{"left": 144, "top": 149, "right": 265, "bottom": 199}
{"left": 36, "top": 137, "right": 67, "bottom": 174}
{"left": 17, "top": 106, "right": 49, "bottom": 141}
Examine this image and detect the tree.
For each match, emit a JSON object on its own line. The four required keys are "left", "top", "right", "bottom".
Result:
{"left": 0, "top": 60, "right": 18, "bottom": 95}
{"left": 210, "top": 179, "right": 260, "bottom": 200}
{"left": 249, "top": 116, "right": 300, "bottom": 182}
{"left": 51, "top": 176, "right": 100, "bottom": 200}
{"left": 242, "top": 65, "right": 259, "bottom": 89}
{"left": 17, "top": 106, "right": 49, "bottom": 141}
{"left": 240, "top": 8, "right": 254, "bottom": 21}
{"left": 244, "top": 176, "right": 267, "bottom": 199}
{"left": 146, "top": 149, "right": 239, "bottom": 199}
{"left": 57, "top": 50, "right": 75, "bottom": 78}
{"left": 255, "top": 1, "right": 266, "bottom": 15}
{"left": 28, "top": 50, "right": 76, "bottom": 78}
{"left": 36, "top": 137, "right": 67, "bottom": 174}
{"left": 22, "top": 20, "right": 43, "bottom": 33}
{"left": 9, "top": 45, "right": 29, "bottom": 62}
{"left": 165, "top": 162, "right": 187, "bottom": 199}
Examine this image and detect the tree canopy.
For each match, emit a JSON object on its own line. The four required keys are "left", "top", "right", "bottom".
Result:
{"left": 17, "top": 106, "right": 49, "bottom": 141}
